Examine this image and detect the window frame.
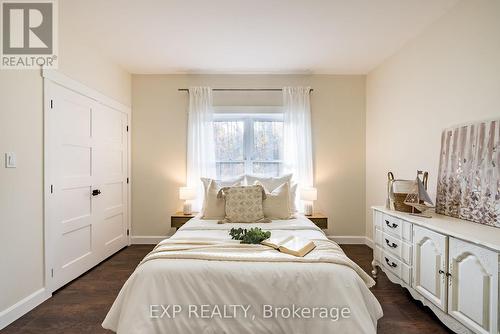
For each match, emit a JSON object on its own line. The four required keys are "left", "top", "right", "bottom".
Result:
{"left": 213, "top": 106, "right": 284, "bottom": 178}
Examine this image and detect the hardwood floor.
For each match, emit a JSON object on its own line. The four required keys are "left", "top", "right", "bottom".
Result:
{"left": 3, "top": 245, "right": 452, "bottom": 334}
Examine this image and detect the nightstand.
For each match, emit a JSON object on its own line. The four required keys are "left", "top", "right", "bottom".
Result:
{"left": 171, "top": 212, "right": 196, "bottom": 229}
{"left": 306, "top": 213, "right": 328, "bottom": 229}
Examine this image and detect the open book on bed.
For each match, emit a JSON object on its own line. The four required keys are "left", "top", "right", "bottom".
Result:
{"left": 262, "top": 236, "right": 316, "bottom": 257}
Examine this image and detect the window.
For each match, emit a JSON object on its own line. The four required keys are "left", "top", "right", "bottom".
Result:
{"left": 213, "top": 111, "right": 283, "bottom": 179}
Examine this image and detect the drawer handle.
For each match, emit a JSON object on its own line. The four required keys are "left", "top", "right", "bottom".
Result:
{"left": 385, "top": 239, "right": 398, "bottom": 248}
{"left": 385, "top": 257, "right": 397, "bottom": 268}
{"left": 385, "top": 220, "right": 398, "bottom": 228}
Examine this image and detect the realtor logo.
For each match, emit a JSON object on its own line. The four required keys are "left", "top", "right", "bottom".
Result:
{"left": 1, "top": 0, "right": 58, "bottom": 69}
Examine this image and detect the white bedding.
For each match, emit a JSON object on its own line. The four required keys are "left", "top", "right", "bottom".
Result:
{"left": 103, "top": 215, "right": 383, "bottom": 334}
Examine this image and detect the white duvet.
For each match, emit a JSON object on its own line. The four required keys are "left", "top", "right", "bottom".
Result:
{"left": 103, "top": 215, "right": 383, "bottom": 334}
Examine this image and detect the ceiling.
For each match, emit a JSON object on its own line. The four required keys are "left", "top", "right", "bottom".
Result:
{"left": 62, "top": 0, "right": 459, "bottom": 74}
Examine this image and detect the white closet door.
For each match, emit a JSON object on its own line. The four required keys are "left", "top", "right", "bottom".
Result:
{"left": 47, "top": 83, "right": 128, "bottom": 291}
{"left": 93, "top": 103, "right": 128, "bottom": 259}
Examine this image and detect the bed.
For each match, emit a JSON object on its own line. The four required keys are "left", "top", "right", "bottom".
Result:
{"left": 102, "top": 215, "right": 383, "bottom": 333}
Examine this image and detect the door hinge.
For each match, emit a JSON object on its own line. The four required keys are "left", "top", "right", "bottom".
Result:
{"left": 51, "top": 268, "right": 54, "bottom": 278}
{"left": 127, "top": 177, "right": 129, "bottom": 184}
{"left": 50, "top": 99, "right": 53, "bottom": 109}
{"left": 50, "top": 184, "right": 54, "bottom": 193}
{"left": 126, "top": 125, "right": 129, "bottom": 132}
{"left": 127, "top": 229, "right": 130, "bottom": 236}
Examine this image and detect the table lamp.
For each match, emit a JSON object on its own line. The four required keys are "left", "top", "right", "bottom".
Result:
{"left": 300, "top": 187, "right": 317, "bottom": 216}
{"left": 179, "top": 187, "right": 196, "bottom": 215}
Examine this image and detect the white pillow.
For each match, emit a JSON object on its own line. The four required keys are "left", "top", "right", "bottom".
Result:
{"left": 245, "top": 174, "right": 293, "bottom": 191}
{"left": 200, "top": 176, "right": 244, "bottom": 219}
{"left": 248, "top": 173, "right": 297, "bottom": 213}
{"left": 256, "top": 181, "right": 292, "bottom": 219}
{"left": 201, "top": 175, "right": 245, "bottom": 190}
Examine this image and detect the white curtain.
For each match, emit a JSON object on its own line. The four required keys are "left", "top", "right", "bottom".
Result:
{"left": 283, "top": 87, "right": 314, "bottom": 209}
{"left": 187, "top": 87, "right": 216, "bottom": 211}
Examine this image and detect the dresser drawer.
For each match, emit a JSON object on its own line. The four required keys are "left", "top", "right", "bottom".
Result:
{"left": 382, "top": 251, "right": 411, "bottom": 285}
{"left": 382, "top": 214, "right": 402, "bottom": 236}
{"left": 382, "top": 213, "right": 412, "bottom": 242}
{"left": 382, "top": 232, "right": 412, "bottom": 265}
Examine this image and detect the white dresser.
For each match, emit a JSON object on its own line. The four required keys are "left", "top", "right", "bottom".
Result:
{"left": 371, "top": 206, "right": 500, "bottom": 334}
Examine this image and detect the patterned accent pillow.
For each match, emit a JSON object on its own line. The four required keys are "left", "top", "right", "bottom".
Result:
{"left": 217, "top": 185, "right": 270, "bottom": 224}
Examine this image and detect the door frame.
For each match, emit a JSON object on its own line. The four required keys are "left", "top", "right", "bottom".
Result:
{"left": 43, "top": 69, "right": 131, "bottom": 294}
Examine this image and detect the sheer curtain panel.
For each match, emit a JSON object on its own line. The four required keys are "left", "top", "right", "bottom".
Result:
{"left": 283, "top": 87, "right": 314, "bottom": 209}
{"left": 187, "top": 87, "right": 216, "bottom": 211}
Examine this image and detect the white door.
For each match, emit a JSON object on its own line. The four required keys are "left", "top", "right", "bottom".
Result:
{"left": 448, "top": 238, "right": 498, "bottom": 334}
{"left": 412, "top": 226, "right": 448, "bottom": 311}
{"left": 46, "top": 82, "right": 129, "bottom": 291}
{"left": 92, "top": 103, "right": 129, "bottom": 260}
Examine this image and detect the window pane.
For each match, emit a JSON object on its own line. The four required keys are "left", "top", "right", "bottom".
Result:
{"left": 253, "top": 121, "right": 283, "bottom": 161}
{"left": 214, "top": 121, "right": 244, "bottom": 160}
{"left": 217, "top": 162, "right": 245, "bottom": 179}
{"left": 253, "top": 162, "right": 281, "bottom": 176}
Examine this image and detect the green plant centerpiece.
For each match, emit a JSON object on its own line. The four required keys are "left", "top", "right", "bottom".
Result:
{"left": 229, "top": 227, "right": 271, "bottom": 244}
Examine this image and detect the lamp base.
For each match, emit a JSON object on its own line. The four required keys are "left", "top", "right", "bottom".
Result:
{"left": 303, "top": 203, "right": 313, "bottom": 216}
{"left": 183, "top": 202, "right": 192, "bottom": 215}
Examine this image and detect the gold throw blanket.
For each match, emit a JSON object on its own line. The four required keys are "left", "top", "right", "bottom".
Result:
{"left": 140, "top": 238, "right": 375, "bottom": 287}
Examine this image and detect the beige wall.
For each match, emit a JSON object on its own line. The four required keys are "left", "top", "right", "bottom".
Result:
{"left": 132, "top": 74, "right": 366, "bottom": 237}
{"left": 0, "top": 71, "right": 44, "bottom": 312}
{"left": 365, "top": 0, "right": 500, "bottom": 238}
{"left": 58, "top": 0, "right": 132, "bottom": 106}
{"left": 0, "top": 2, "right": 131, "bottom": 312}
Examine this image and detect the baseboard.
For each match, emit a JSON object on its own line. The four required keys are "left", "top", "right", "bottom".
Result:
{"left": 327, "top": 235, "right": 373, "bottom": 248}
{"left": 0, "top": 288, "right": 51, "bottom": 330}
{"left": 131, "top": 235, "right": 170, "bottom": 244}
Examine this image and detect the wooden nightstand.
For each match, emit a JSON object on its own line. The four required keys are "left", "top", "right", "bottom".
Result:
{"left": 306, "top": 213, "right": 328, "bottom": 229}
{"left": 171, "top": 212, "right": 196, "bottom": 229}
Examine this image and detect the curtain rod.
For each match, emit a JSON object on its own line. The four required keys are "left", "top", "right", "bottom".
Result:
{"left": 178, "top": 88, "right": 313, "bottom": 92}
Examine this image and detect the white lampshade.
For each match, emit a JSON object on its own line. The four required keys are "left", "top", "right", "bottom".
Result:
{"left": 179, "top": 187, "right": 196, "bottom": 200}
{"left": 300, "top": 187, "right": 317, "bottom": 201}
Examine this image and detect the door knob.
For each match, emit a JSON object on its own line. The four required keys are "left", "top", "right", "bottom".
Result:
{"left": 92, "top": 189, "right": 101, "bottom": 196}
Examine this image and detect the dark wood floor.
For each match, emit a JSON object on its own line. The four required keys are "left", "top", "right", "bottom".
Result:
{"left": 2, "top": 245, "right": 452, "bottom": 334}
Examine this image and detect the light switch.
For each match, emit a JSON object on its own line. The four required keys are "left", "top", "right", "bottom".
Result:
{"left": 5, "top": 152, "right": 16, "bottom": 168}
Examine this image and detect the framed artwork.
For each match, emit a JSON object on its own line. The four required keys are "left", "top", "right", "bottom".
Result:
{"left": 436, "top": 119, "right": 500, "bottom": 228}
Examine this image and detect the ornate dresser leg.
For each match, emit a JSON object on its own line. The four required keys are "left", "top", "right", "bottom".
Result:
{"left": 371, "top": 259, "right": 378, "bottom": 279}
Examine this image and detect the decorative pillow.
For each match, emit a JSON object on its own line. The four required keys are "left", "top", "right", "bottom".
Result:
{"left": 245, "top": 174, "right": 292, "bottom": 191}
{"left": 217, "top": 185, "right": 270, "bottom": 224}
{"left": 252, "top": 180, "right": 297, "bottom": 215}
{"left": 201, "top": 176, "right": 244, "bottom": 219}
{"left": 256, "top": 181, "right": 292, "bottom": 219}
